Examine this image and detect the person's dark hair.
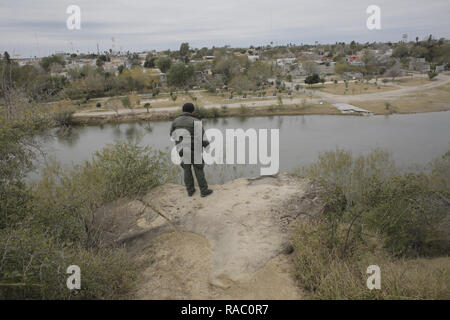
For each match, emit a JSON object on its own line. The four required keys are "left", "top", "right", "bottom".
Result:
{"left": 182, "top": 103, "right": 195, "bottom": 113}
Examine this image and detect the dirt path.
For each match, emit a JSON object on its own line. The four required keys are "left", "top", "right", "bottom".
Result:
{"left": 95, "top": 173, "right": 324, "bottom": 299}
{"left": 311, "top": 74, "right": 450, "bottom": 103}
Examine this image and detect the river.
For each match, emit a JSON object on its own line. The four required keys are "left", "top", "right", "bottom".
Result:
{"left": 35, "top": 112, "right": 450, "bottom": 184}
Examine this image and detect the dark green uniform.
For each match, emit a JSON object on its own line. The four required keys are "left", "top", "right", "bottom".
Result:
{"left": 170, "top": 112, "right": 210, "bottom": 195}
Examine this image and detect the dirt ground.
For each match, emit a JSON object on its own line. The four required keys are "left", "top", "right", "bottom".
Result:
{"left": 94, "top": 173, "right": 325, "bottom": 300}
{"left": 134, "top": 232, "right": 302, "bottom": 299}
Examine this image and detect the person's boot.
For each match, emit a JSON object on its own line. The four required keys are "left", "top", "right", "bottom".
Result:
{"left": 188, "top": 189, "right": 196, "bottom": 197}
{"left": 201, "top": 189, "right": 213, "bottom": 197}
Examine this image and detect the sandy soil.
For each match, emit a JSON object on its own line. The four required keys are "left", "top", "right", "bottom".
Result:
{"left": 94, "top": 173, "right": 325, "bottom": 300}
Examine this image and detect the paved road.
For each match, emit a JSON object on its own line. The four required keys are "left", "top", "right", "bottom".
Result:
{"left": 74, "top": 74, "right": 450, "bottom": 118}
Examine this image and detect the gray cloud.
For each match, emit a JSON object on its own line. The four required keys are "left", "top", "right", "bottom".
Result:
{"left": 1, "top": 0, "right": 449, "bottom": 57}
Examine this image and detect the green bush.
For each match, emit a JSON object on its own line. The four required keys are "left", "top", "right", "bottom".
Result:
{"left": 31, "top": 141, "right": 175, "bottom": 244}
{"left": 0, "top": 227, "right": 138, "bottom": 299}
{"left": 53, "top": 109, "right": 75, "bottom": 127}
{"left": 121, "top": 96, "right": 131, "bottom": 108}
{"left": 207, "top": 84, "right": 216, "bottom": 93}
{"left": 361, "top": 173, "right": 449, "bottom": 256}
{"left": 0, "top": 124, "right": 175, "bottom": 298}
{"left": 293, "top": 221, "right": 449, "bottom": 300}
{"left": 211, "top": 107, "right": 220, "bottom": 118}
{"left": 193, "top": 107, "right": 212, "bottom": 119}
{"left": 292, "top": 148, "right": 450, "bottom": 299}
{"left": 296, "top": 148, "right": 449, "bottom": 257}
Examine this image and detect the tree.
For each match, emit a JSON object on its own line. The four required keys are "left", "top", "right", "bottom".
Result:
{"left": 206, "top": 84, "right": 216, "bottom": 93}
{"left": 170, "top": 92, "right": 178, "bottom": 104}
{"left": 144, "top": 103, "right": 151, "bottom": 113}
{"left": 428, "top": 72, "right": 438, "bottom": 80}
{"left": 96, "top": 58, "right": 104, "bottom": 67}
{"left": 40, "top": 55, "right": 66, "bottom": 72}
{"left": 3, "top": 51, "right": 11, "bottom": 64}
{"left": 179, "top": 43, "right": 190, "bottom": 63}
{"left": 287, "top": 74, "right": 292, "bottom": 82}
{"left": 144, "top": 54, "right": 157, "bottom": 68}
{"left": 166, "top": 63, "right": 194, "bottom": 88}
{"left": 213, "top": 53, "right": 248, "bottom": 83}
{"left": 121, "top": 96, "right": 131, "bottom": 109}
{"left": 411, "top": 46, "right": 428, "bottom": 59}
{"left": 156, "top": 57, "right": 172, "bottom": 73}
{"left": 392, "top": 45, "right": 409, "bottom": 59}
{"left": 277, "top": 95, "right": 283, "bottom": 106}
{"left": 106, "top": 98, "right": 121, "bottom": 116}
{"left": 130, "top": 92, "right": 141, "bottom": 106}
{"left": 127, "top": 53, "right": 141, "bottom": 68}
{"left": 305, "top": 74, "right": 320, "bottom": 87}
{"left": 385, "top": 64, "right": 402, "bottom": 80}
{"left": 229, "top": 74, "right": 254, "bottom": 91}
{"left": 302, "top": 61, "right": 318, "bottom": 76}
{"left": 247, "top": 61, "right": 272, "bottom": 87}
{"left": 350, "top": 40, "right": 357, "bottom": 54}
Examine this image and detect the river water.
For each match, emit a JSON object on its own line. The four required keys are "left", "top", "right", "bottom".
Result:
{"left": 35, "top": 112, "right": 450, "bottom": 184}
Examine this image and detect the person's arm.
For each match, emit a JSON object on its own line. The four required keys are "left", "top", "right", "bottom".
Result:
{"left": 202, "top": 126, "right": 210, "bottom": 148}
{"left": 170, "top": 121, "right": 175, "bottom": 138}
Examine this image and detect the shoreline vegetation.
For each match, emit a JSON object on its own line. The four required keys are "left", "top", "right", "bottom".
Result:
{"left": 71, "top": 104, "right": 340, "bottom": 125}
{"left": 292, "top": 148, "right": 450, "bottom": 299}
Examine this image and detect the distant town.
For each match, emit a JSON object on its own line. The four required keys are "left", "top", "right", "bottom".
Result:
{"left": 1, "top": 35, "right": 450, "bottom": 123}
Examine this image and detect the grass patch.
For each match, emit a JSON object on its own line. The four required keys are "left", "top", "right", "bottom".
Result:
{"left": 318, "top": 82, "right": 398, "bottom": 95}
{"left": 395, "top": 77, "right": 431, "bottom": 86}
{"left": 351, "top": 83, "right": 450, "bottom": 114}
{"left": 293, "top": 221, "right": 449, "bottom": 299}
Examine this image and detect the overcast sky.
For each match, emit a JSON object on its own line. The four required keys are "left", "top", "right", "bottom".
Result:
{"left": 1, "top": 0, "right": 449, "bottom": 57}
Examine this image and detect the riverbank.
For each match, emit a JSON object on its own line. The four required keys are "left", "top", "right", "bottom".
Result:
{"left": 72, "top": 103, "right": 342, "bottom": 125}
{"left": 72, "top": 102, "right": 450, "bottom": 126}
{"left": 71, "top": 76, "right": 450, "bottom": 125}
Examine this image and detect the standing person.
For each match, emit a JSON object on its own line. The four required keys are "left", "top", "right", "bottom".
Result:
{"left": 170, "top": 103, "right": 213, "bottom": 197}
